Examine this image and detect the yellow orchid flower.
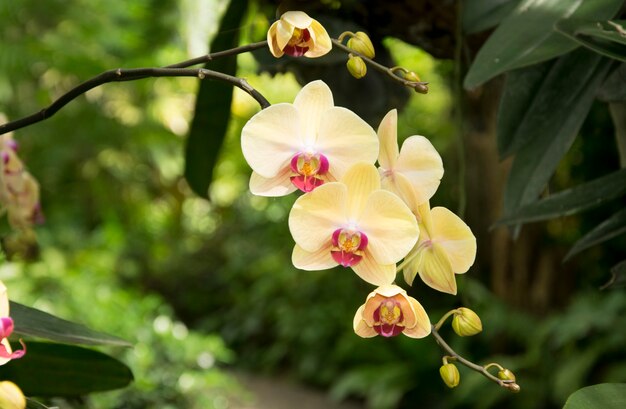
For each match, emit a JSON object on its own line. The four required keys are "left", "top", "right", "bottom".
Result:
{"left": 0, "top": 381, "right": 26, "bottom": 409}
{"left": 353, "top": 284, "right": 431, "bottom": 338}
{"left": 267, "top": 11, "right": 332, "bottom": 58}
{"left": 403, "top": 202, "right": 476, "bottom": 295}
{"left": 241, "top": 81, "right": 378, "bottom": 196}
{"left": 289, "top": 163, "right": 418, "bottom": 286}
{"left": 377, "top": 109, "right": 443, "bottom": 210}
{"left": 0, "top": 281, "right": 26, "bottom": 365}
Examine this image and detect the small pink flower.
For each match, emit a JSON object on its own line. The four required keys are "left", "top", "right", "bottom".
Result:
{"left": 267, "top": 11, "right": 332, "bottom": 58}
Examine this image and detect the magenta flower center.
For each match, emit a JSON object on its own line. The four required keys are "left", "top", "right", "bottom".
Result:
{"left": 0, "top": 317, "right": 14, "bottom": 338}
{"left": 284, "top": 28, "right": 311, "bottom": 57}
{"left": 290, "top": 152, "right": 329, "bottom": 192}
{"left": 331, "top": 228, "right": 368, "bottom": 267}
{"left": 372, "top": 298, "right": 404, "bottom": 337}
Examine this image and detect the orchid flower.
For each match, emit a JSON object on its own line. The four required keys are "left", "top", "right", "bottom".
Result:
{"left": 377, "top": 109, "right": 443, "bottom": 210}
{"left": 267, "top": 11, "right": 332, "bottom": 58}
{"left": 288, "top": 162, "right": 418, "bottom": 286}
{"left": 403, "top": 202, "right": 476, "bottom": 295}
{"left": 353, "top": 284, "right": 431, "bottom": 338}
{"left": 241, "top": 80, "right": 379, "bottom": 196}
{"left": 0, "top": 281, "right": 26, "bottom": 365}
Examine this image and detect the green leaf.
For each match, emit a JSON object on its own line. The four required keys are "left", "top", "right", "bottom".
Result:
{"left": 601, "top": 260, "right": 626, "bottom": 290}
{"left": 462, "top": 0, "right": 521, "bottom": 34}
{"left": 10, "top": 301, "right": 132, "bottom": 347}
{"left": 598, "top": 63, "right": 626, "bottom": 102}
{"left": 563, "top": 383, "right": 626, "bottom": 409}
{"left": 565, "top": 208, "right": 626, "bottom": 260}
{"left": 184, "top": 0, "right": 249, "bottom": 197}
{"left": 464, "top": 0, "right": 622, "bottom": 88}
{"left": 556, "top": 20, "right": 626, "bottom": 62}
{"left": 2, "top": 342, "right": 133, "bottom": 396}
{"left": 501, "top": 49, "right": 612, "bottom": 222}
{"left": 498, "top": 168, "right": 626, "bottom": 225}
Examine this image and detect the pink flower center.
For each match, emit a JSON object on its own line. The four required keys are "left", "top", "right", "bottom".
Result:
{"left": 290, "top": 152, "right": 329, "bottom": 192}
{"left": 372, "top": 299, "right": 404, "bottom": 337}
{"left": 0, "top": 317, "right": 14, "bottom": 338}
{"left": 284, "top": 28, "right": 311, "bottom": 57}
{"left": 331, "top": 228, "right": 368, "bottom": 267}
{"left": 0, "top": 316, "right": 26, "bottom": 360}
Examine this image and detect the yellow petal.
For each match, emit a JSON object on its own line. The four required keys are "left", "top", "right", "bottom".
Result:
{"left": 358, "top": 190, "right": 418, "bottom": 265}
{"left": 293, "top": 81, "right": 334, "bottom": 146}
{"left": 0, "top": 281, "right": 8, "bottom": 317}
{"left": 291, "top": 244, "right": 337, "bottom": 270}
{"left": 351, "top": 252, "right": 396, "bottom": 286}
{"left": 416, "top": 201, "right": 433, "bottom": 234}
{"left": 376, "top": 109, "right": 399, "bottom": 170}
{"left": 402, "top": 244, "right": 423, "bottom": 286}
{"left": 402, "top": 297, "right": 431, "bottom": 338}
{"left": 353, "top": 305, "right": 377, "bottom": 338}
{"left": 249, "top": 169, "right": 297, "bottom": 197}
{"left": 373, "top": 284, "right": 405, "bottom": 298}
{"left": 275, "top": 19, "right": 295, "bottom": 51}
{"left": 341, "top": 163, "right": 381, "bottom": 219}
{"left": 281, "top": 11, "right": 313, "bottom": 28}
{"left": 314, "top": 107, "right": 378, "bottom": 178}
{"left": 395, "top": 135, "right": 444, "bottom": 204}
{"left": 417, "top": 244, "right": 457, "bottom": 295}
{"left": 241, "top": 103, "right": 301, "bottom": 178}
{"left": 266, "top": 22, "right": 284, "bottom": 57}
{"left": 380, "top": 171, "right": 419, "bottom": 214}
{"left": 305, "top": 20, "right": 332, "bottom": 57}
{"left": 362, "top": 293, "right": 384, "bottom": 326}
{"left": 0, "top": 381, "right": 26, "bottom": 409}
{"left": 430, "top": 207, "right": 476, "bottom": 274}
{"left": 288, "top": 183, "right": 347, "bottom": 252}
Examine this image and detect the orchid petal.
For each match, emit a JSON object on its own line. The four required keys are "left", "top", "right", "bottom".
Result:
{"left": 403, "top": 244, "right": 422, "bottom": 286}
{"left": 351, "top": 252, "right": 395, "bottom": 286}
{"left": 292, "top": 244, "right": 337, "bottom": 270}
{"left": 362, "top": 293, "right": 383, "bottom": 326}
{"left": 417, "top": 244, "right": 457, "bottom": 295}
{"left": 315, "top": 108, "right": 378, "bottom": 179}
{"left": 267, "top": 22, "right": 284, "bottom": 57}
{"left": 396, "top": 135, "right": 444, "bottom": 204}
{"left": 249, "top": 169, "right": 297, "bottom": 197}
{"left": 353, "top": 305, "right": 377, "bottom": 338}
{"left": 241, "top": 103, "right": 301, "bottom": 178}
{"left": 289, "top": 183, "right": 347, "bottom": 252}
{"left": 416, "top": 201, "right": 434, "bottom": 234}
{"left": 373, "top": 284, "right": 405, "bottom": 298}
{"left": 381, "top": 170, "right": 419, "bottom": 214}
{"left": 377, "top": 109, "right": 399, "bottom": 170}
{"left": 403, "top": 297, "right": 431, "bottom": 338}
{"left": 275, "top": 19, "right": 296, "bottom": 50}
{"left": 305, "top": 20, "right": 332, "bottom": 57}
{"left": 431, "top": 207, "right": 476, "bottom": 274}
{"left": 341, "top": 163, "right": 381, "bottom": 220}
{"left": 0, "top": 338, "right": 11, "bottom": 366}
{"left": 281, "top": 11, "right": 313, "bottom": 28}
{"left": 358, "top": 190, "right": 418, "bottom": 264}
{"left": 293, "top": 81, "right": 334, "bottom": 146}
{"left": 0, "top": 281, "right": 8, "bottom": 318}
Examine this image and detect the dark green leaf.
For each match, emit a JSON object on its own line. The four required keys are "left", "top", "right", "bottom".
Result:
{"left": 464, "top": 0, "right": 622, "bottom": 88}
{"left": 463, "top": 0, "right": 521, "bottom": 34}
{"left": 2, "top": 342, "right": 133, "bottom": 396}
{"left": 598, "top": 63, "right": 626, "bottom": 102}
{"left": 563, "top": 383, "right": 626, "bottom": 408}
{"left": 608, "top": 102, "right": 626, "bottom": 167}
{"left": 10, "top": 301, "right": 132, "bottom": 347}
{"left": 556, "top": 20, "right": 626, "bottom": 62}
{"left": 601, "top": 260, "right": 626, "bottom": 289}
{"left": 184, "top": 0, "right": 249, "bottom": 197}
{"left": 500, "top": 49, "right": 611, "bottom": 224}
{"left": 498, "top": 168, "right": 626, "bottom": 225}
{"left": 565, "top": 208, "right": 626, "bottom": 260}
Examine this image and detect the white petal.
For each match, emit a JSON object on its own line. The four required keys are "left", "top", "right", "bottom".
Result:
{"left": 293, "top": 81, "right": 334, "bottom": 146}
{"left": 292, "top": 244, "right": 337, "bottom": 270}
{"left": 340, "top": 163, "right": 381, "bottom": 220}
{"left": 376, "top": 109, "right": 399, "bottom": 170}
{"left": 0, "top": 338, "right": 12, "bottom": 366}
{"left": 241, "top": 104, "right": 301, "bottom": 178}
{"left": 281, "top": 11, "right": 313, "bottom": 28}
{"left": 249, "top": 169, "right": 297, "bottom": 197}
{"left": 351, "top": 252, "right": 396, "bottom": 286}
{"left": 275, "top": 19, "right": 295, "bottom": 50}
{"left": 0, "top": 281, "right": 7, "bottom": 317}
{"left": 396, "top": 135, "right": 444, "bottom": 204}
{"left": 288, "top": 183, "right": 347, "bottom": 252}
{"left": 315, "top": 107, "right": 378, "bottom": 179}
{"left": 358, "top": 190, "right": 419, "bottom": 265}
{"left": 430, "top": 207, "right": 476, "bottom": 274}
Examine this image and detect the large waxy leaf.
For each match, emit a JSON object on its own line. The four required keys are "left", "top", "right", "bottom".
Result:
{"left": 563, "top": 383, "right": 626, "bottom": 408}
{"left": 464, "top": 0, "right": 622, "bottom": 88}
{"left": 463, "top": 0, "right": 521, "bottom": 34}
{"left": 498, "top": 168, "right": 626, "bottom": 225}
{"left": 601, "top": 260, "right": 626, "bottom": 289}
{"left": 501, "top": 49, "right": 611, "bottom": 223}
{"left": 565, "top": 208, "right": 626, "bottom": 260}
{"left": 598, "top": 63, "right": 626, "bottom": 102}
{"left": 184, "top": 0, "right": 249, "bottom": 197}
{"left": 2, "top": 342, "right": 133, "bottom": 396}
{"left": 10, "top": 301, "right": 131, "bottom": 347}
{"left": 556, "top": 20, "right": 626, "bottom": 62}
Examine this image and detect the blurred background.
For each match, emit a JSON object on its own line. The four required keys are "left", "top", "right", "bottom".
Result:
{"left": 0, "top": 0, "right": 625, "bottom": 408}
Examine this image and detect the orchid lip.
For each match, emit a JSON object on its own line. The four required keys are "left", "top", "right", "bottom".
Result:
{"left": 331, "top": 228, "right": 368, "bottom": 267}
{"left": 289, "top": 152, "right": 329, "bottom": 192}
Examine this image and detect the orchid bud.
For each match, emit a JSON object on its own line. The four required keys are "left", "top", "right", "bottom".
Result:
{"left": 439, "top": 363, "right": 460, "bottom": 388}
{"left": 347, "top": 32, "right": 375, "bottom": 58}
{"left": 498, "top": 368, "right": 516, "bottom": 382}
{"left": 404, "top": 71, "right": 421, "bottom": 82}
{"left": 0, "top": 381, "right": 25, "bottom": 409}
{"left": 347, "top": 56, "right": 367, "bottom": 79}
{"left": 451, "top": 307, "right": 482, "bottom": 337}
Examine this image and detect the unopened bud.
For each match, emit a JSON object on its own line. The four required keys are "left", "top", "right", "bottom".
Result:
{"left": 0, "top": 381, "right": 26, "bottom": 409}
{"left": 404, "top": 71, "right": 421, "bottom": 82}
{"left": 497, "top": 369, "right": 516, "bottom": 382}
{"left": 439, "top": 363, "right": 460, "bottom": 388}
{"left": 451, "top": 307, "right": 482, "bottom": 337}
{"left": 347, "top": 32, "right": 375, "bottom": 58}
{"left": 346, "top": 56, "right": 367, "bottom": 79}
{"left": 505, "top": 382, "right": 521, "bottom": 393}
